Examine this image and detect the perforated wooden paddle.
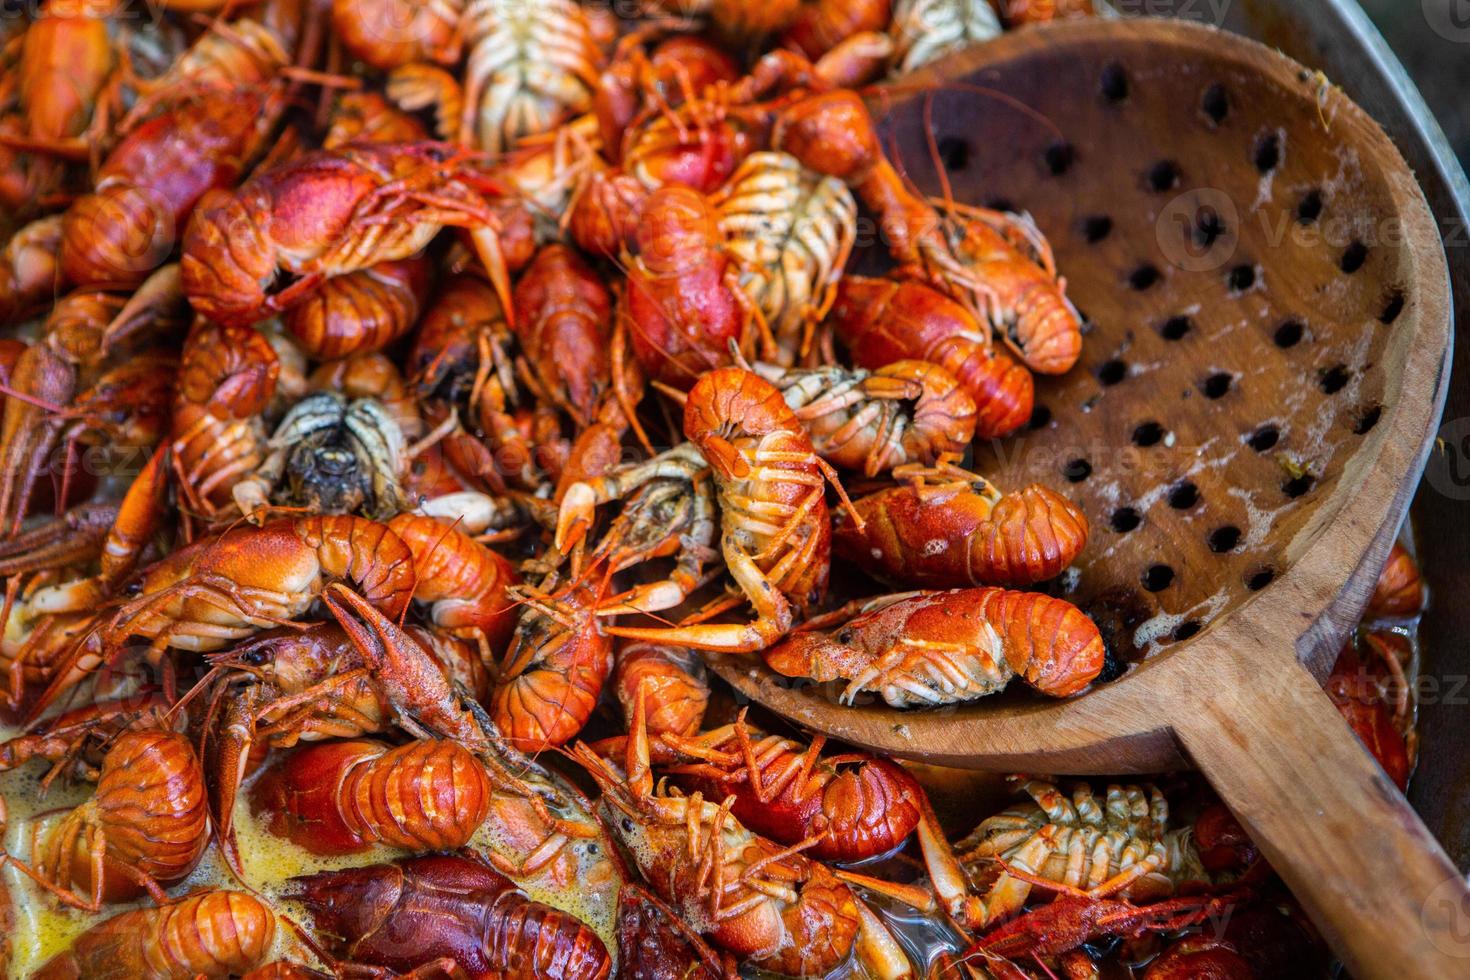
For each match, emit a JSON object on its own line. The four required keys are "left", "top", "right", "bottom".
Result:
{"left": 707, "top": 19, "right": 1466, "bottom": 978}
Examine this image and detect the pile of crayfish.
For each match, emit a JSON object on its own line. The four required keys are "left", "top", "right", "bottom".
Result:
{"left": 0, "top": 0, "right": 1423, "bottom": 976}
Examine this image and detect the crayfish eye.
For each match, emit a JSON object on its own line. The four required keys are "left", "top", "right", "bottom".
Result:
{"left": 124, "top": 582, "right": 143, "bottom": 597}
{"left": 837, "top": 630, "right": 854, "bottom": 645}
{"left": 620, "top": 817, "right": 635, "bottom": 833}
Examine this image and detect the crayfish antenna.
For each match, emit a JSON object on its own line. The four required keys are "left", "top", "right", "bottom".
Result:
{"left": 0, "top": 380, "right": 67, "bottom": 414}
{"left": 649, "top": 379, "right": 688, "bottom": 406}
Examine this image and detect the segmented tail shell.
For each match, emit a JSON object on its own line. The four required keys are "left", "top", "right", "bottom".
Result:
{"left": 253, "top": 738, "right": 491, "bottom": 854}
{"left": 613, "top": 641, "right": 709, "bottom": 740}
{"left": 35, "top": 732, "right": 207, "bottom": 903}
{"left": 283, "top": 258, "right": 432, "bottom": 359}
{"left": 32, "top": 890, "right": 275, "bottom": 979}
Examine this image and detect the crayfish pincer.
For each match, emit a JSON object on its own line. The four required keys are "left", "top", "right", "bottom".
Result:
{"left": 320, "top": 582, "right": 625, "bottom": 892}
{"left": 288, "top": 853, "right": 611, "bottom": 979}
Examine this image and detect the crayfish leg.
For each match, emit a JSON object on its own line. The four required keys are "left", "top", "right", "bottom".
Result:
{"left": 609, "top": 537, "right": 794, "bottom": 652}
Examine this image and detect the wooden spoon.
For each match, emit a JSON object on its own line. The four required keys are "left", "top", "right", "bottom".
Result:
{"left": 708, "top": 19, "right": 1467, "bottom": 978}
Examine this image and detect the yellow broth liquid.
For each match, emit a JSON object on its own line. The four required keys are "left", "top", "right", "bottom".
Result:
{"left": 0, "top": 727, "right": 621, "bottom": 978}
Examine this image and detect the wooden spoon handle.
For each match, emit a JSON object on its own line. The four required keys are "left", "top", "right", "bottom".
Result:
{"left": 1173, "top": 656, "right": 1470, "bottom": 978}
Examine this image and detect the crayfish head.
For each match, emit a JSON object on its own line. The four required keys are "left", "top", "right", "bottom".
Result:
{"left": 286, "top": 862, "right": 403, "bottom": 941}
{"left": 772, "top": 89, "right": 882, "bottom": 185}
{"left": 285, "top": 440, "right": 369, "bottom": 515}
{"left": 616, "top": 882, "right": 727, "bottom": 980}
{"left": 272, "top": 394, "right": 407, "bottom": 521}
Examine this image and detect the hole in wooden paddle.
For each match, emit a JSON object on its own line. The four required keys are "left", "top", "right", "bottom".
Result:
{"left": 1297, "top": 189, "right": 1324, "bottom": 224}
{"left": 1098, "top": 359, "right": 1128, "bottom": 386}
{"left": 1160, "top": 316, "right": 1193, "bottom": 341}
{"left": 1173, "top": 620, "right": 1202, "bottom": 641}
{"left": 1028, "top": 404, "right": 1052, "bottom": 429}
{"left": 1101, "top": 62, "right": 1129, "bottom": 102}
{"left": 1111, "top": 507, "right": 1142, "bottom": 533}
{"left": 1063, "top": 458, "right": 1093, "bottom": 483}
{"left": 1209, "top": 526, "right": 1242, "bottom": 553}
{"left": 1273, "top": 320, "right": 1304, "bottom": 348}
{"left": 1194, "top": 209, "right": 1226, "bottom": 248}
{"left": 1202, "top": 372, "right": 1233, "bottom": 399}
{"left": 1341, "top": 240, "right": 1369, "bottom": 273}
{"left": 1148, "top": 160, "right": 1181, "bottom": 192}
{"left": 936, "top": 136, "right": 970, "bottom": 171}
{"left": 1247, "top": 567, "right": 1276, "bottom": 591}
{"left": 1168, "top": 481, "right": 1200, "bottom": 509}
{"left": 1201, "top": 83, "right": 1229, "bottom": 124}
{"left": 1044, "top": 140, "right": 1075, "bottom": 176}
{"left": 1352, "top": 404, "right": 1383, "bottom": 435}
{"left": 1228, "top": 264, "right": 1257, "bottom": 292}
{"left": 1380, "top": 291, "right": 1406, "bottom": 324}
{"left": 1319, "top": 364, "right": 1351, "bottom": 394}
{"left": 1082, "top": 215, "right": 1113, "bottom": 243}
{"left": 1130, "top": 264, "right": 1162, "bottom": 290}
{"left": 1097, "top": 646, "right": 1127, "bottom": 682}
{"left": 1132, "top": 421, "right": 1164, "bottom": 447}
{"left": 1247, "top": 425, "right": 1280, "bottom": 452}
{"left": 1142, "top": 564, "right": 1175, "bottom": 592}
{"left": 1254, "top": 132, "right": 1282, "bottom": 172}
{"left": 1282, "top": 473, "right": 1315, "bottom": 499}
